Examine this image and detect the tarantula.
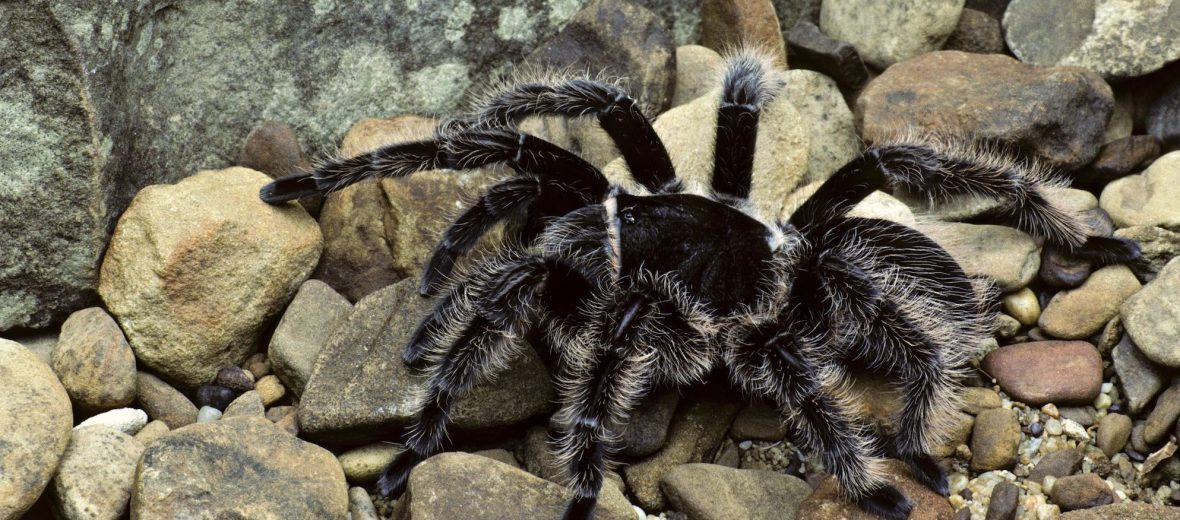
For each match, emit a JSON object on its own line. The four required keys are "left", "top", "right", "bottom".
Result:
{"left": 261, "top": 52, "right": 1139, "bottom": 519}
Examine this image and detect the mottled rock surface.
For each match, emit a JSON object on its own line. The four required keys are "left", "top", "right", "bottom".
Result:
{"left": 1101, "top": 151, "right": 1180, "bottom": 230}
{"left": 51, "top": 307, "right": 137, "bottom": 412}
{"left": 798, "top": 460, "right": 955, "bottom": 519}
{"left": 917, "top": 223, "right": 1040, "bottom": 291}
{"left": 700, "top": 0, "right": 787, "bottom": 65}
{"left": 821, "top": 0, "right": 965, "bottom": 68}
{"left": 971, "top": 408, "right": 1022, "bottom": 471}
{"left": 661, "top": 464, "right": 811, "bottom": 520}
{"left": 51, "top": 426, "right": 143, "bottom": 520}
{"left": 135, "top": 372, "right": 198, "bottom": 429}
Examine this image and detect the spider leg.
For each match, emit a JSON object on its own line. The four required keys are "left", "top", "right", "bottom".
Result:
{"left": 711, "top": 50, "right": 784, "bottom": 199}
{"left": 446, "top": 79, "right": 679, "bottom": 193}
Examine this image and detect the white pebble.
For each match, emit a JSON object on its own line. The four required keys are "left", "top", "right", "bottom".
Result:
{"left": 197, "top": 406, "right": 222, "bottom": 422}
{"left": 738, "top": 440, "right": 752, "bottom": 450}
{"left": 1044, "top": 418, "right": 1064, "bottom": 436}
{"left": 1043, "top": 475, "right": 1057, "bottom": 494}
{"left": 1095, "top": 393, "right": 1112, "bottom": 410}
{"left": 75, "top": 407, "right": 148, "bottom": 435}
{"left": 1061, "top": 419, "right": 1090, "bottom": 441}
{"left": 1101, "top": 382, "right": 1114, "bottom": 394}
{"left": 633, "top": 505, "right": 645, "bottom": 520}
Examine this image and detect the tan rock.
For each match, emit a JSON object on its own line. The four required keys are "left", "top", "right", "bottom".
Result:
{"left": 971, "top": 408, "right": 1021, "bottom": 471}
{"left": 51, "top": 307, "right": 137, "bottom": 413}
{"left": 1039, "top": 265, "right": 1141, "bottom": 339}
{"left": 672, "top": 45, "right": 724, "bottom": 107}
{"left": 1101, "top": 151, "right": 1180, "bottom": 230}
{"left": 917, "top": 223, "right": 1040, "bottom": 291}
{"left": 701, "top": 0, "right": 787, "bottom": 66}
{"left": 51, "top": 426, "right": 143, "bottom": 520}
{"left": 135, "top": 372, "right": 197, "bottom": 429}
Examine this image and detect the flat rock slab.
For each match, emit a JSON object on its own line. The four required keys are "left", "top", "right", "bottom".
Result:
{"left": 132, "top": 416, "right": 347, "bottom": 519}
{"left": 981, "top": 341, "right": 1103, "bottom": 406}
{"left": 661, "top": 463, "right": 811, "bottom": 520}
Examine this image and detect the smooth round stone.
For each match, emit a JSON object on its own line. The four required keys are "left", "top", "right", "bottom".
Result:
{"left": 338, "top": 443, "right": 401, "bottom": 484}
{"left": 1144, "top": 385, "right": 1180, "bottom": 445}
{"left": 196, "top": 384, "right": 238, "bottom": 411}
{"left": 971, "top": 408, "right": 1022, "bottom": 471}
{"left": 132, "top": 420, "right": 170, "bottom": 447}
{"left": 1096, "top": 413, "right": 1132, "bottom": 457}
{"left": 51, "top": 307, "right": 137, "bottom": 413}
{"left": 671, "top": 45, "right": 724, "bottom": 107}
{"left": 215, "top": 366, "right": 255, "bottom": 392}
{"left": 76, "top": 408, "right": 148, "bottom": 436}
{"left": 197, "top": 406, "right": 223, "bottom": 423}
{"left": 1050, "top": 473, "right": 1115, "bottom": 511}
{"left": 981, "top": 341, "right": 1103, "bottom": 405}
{"left": 135, "top": 372, "right": 197, "bottom": 429}
{"left": 820, "top": 0, "right": 963, "bottom": 68}
{"left": 1039, "top": 265, "right": 1142, "bottom": 339}
{"left": 1003, "top": 288, "right": 1041, "bottom": 327}
{"left": 1101, "top": 151, "right": 1180, "bottom": 230}
{"left": 661, "top": 464, "right": 811, "bottom": 520}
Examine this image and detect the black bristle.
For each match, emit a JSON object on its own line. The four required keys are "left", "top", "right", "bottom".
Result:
{"left": 259, "top": 172, "right": 320, "bottom": 204}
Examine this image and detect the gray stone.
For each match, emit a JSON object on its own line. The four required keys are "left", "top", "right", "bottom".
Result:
{"left": 51, "top": 426, "right": 143, "bottom": 520}
{"left": 1003, "top": 0, "right": 1180, "bottom": 80}
{"left": 986, "top": 481, "right": 1020, "bottom": 520}
{"left": 1102, "top": 151, "right": 1180, "bottom": 231}
{"left": 917, "top": 223, "right": 1040, "bottom": 291}
{"left": 1075, "top": 135, "right": 1161, "bottom": 191}
{"left": 661, "top": 464, "right": 811, "bottom": 520}
{"left": 797, "top": 460, "right": 956, "bottom": 519}
{"left": 1122, "top": 258, "right": 1180, "bottom": 367}
{"left": 1060, "top": 503, "right": 1180, "bottom": 519}
{"left": 785, "top": 21, "right": 869, "bottom": 94}
{"left": 197, "top": 406, "right": 223, "bottom": 423}
{"left": 135, "top": 372, "right": 197, "bottom": 429}
{"left": 268, "top": 279, "right": 352, "bottom": 397}
{"left": 338, "top": 442, "right": 402, "bottom": 485}
{"left": 772, "top": 0, "right": 822, "bottom": 38}
{"left": 1145, "top": 384, "right": 1180, "bottom": 445}
{"left": 1148, "top": 76, "right": 1180, "bottom": 152}
{"left": 1038, "top": 265, "right": 1141, "bottom": 339}
{"left": 51, "top": 307, "right": 137, "bottom": 413}
{"left": 0, "top": 339, "right": 73, "bottom": 519}
{"left": 621, "top": 390, "right": 679, "bottom": 457}
{"left": 1113, "top": 334, "right": 1168, "bottom": 414}
{"left": 1028, "top": 447, "right": 1083, "bottom": 484}
{"left": 971, "top": 408, "right": 1021, "bottom": 471}
{"left": 672, "top": 45, "right": 724, "bottom": 107}
{"left": 780, "top": 69, "right": 862, "bottom": 185}
{"left": 349, "top": 486, "right": 380, "bottom": 520}
{"left": 943, "top": 8, "right": 1004, "bottom": 54}
{"left": 299, "top": 278, "right": 555, "bottom": 444}
{"left": 1050, "top": 473, "right": 1116, "bottom": 511}
{"left": 1114, "top": 226, "right": 1180, "bottom": 282}
{"left": 730, "top": 403, "right": 788, "bottom": 442}
{"left": 820, "top": 0, "right": 965, "bottom": 69}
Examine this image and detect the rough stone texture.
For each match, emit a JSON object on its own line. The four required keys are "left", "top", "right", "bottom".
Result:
{"left": 917, "top": 223, "right": 1040, "bottom": 291}
{"left": 701, "top": 0, "right": 787, "bottom": 66}
{"left": 1076, "top": 135, "right": 1161, "bottom": 191}
{"left": 1121, "top": 258, "right": 1180, "bottom": 367}
{"left": 772, "top": 0, "right": 822, "bottom": 37}
{"left": 620, "top": 390, "right": 679, "bottom": 457}
{"left": 300, "top": 278, "right": 555, "bottom": 444}
{"left": 76, "top": 408, "right": 148, "bottom": 435}
{"left": 51, "top": 307, "right": 137, "bottom": 413}
{"left": 961, "top": 387, "right": 1003, "bottom": 415}
{"left": 132, "top": 416, "right": 347, "bottom": 519}
{"left": 135, "top": 372, "right": 198, "bottom": 429}
{"left": 672, "top": 45, "right": 724, "bottom": 107}
{"left": 1060, "top": 503, "right": 1180, "bottom": 519}
{"left": 222, "top": 391, "right": 265, "bottom": 419}
{"left": 1101, "top": 151, "right": 1180, "bottom": 230}
{"left": 350, "top": 487, "right": 380, "bottom": 520}
{"left": 99, "top": 168, "right": 322, "bottom": 387}
{"left": 1050, "top": 473, "right": 1116, "bottom": 511}
{"left": 981, "top": 341, "right": 1103, "bottom": 406}
{"left": 1148, "top": 76, "right": 1180, "bottom": 152}
{"left": 943, "top": 8, "right": 1004, "bottom": 54}
{"left": 971, "top": 408, "right": 1022, "bottom": 471}
{"left": 820, "top": 0, "right": 965, "bottom": 69}
{"left": 1097, "top": 413, "right": 1132, "bottom": 456}
{"left": 51, "top": 426, "right": 143, "bottom": 520}
{"left": 857, "top": 51, "right": 1114, "bottom": 170}
{"left": 1003, "top": 0, "right": 1180, "bottom": 80}
{"left": 0, "top": 339, "right": 73, "bottom": 519}
{"left": 268, "top": 279, "right": 352, "bottom": 397}
{"left": 132, "top": 420, "right": 170, "bottom": 447}
{"left": 1029, "top": 447, "right": 1084, "bottom": 484}
{"left": 315, "top": 115, "right": 499, "bottom": 302}
{"left": 214, "top": 366, "right": 255, "bottom": 392}
{"left": 1145, "top": 385, "right": 1180, "bottom": 445}
{"left": 797, "top": 460, "right": 954, "bottom": 519}
{"left": 661, "top": 464, "right": 811, "bottom": 520}
{"left": 1115, "top": 226, "right": 1180, "bottom": 282}
{"left": 1113, "top": 334, "right": 1168, "bottom": 414}
{"left": 780, "top": 70, "right": 862, "bottom": 185}
{"left": 399, "top": 452, "right": 632, "bottom": 520}
{"left": 1038, "top": 266, "right": 1141, "bottom": 339}
{"left": 338, "top": 442, "right": 402, "bottom": 485}
{"left": 786, "top": 21, "right": 869, "bottom": 95}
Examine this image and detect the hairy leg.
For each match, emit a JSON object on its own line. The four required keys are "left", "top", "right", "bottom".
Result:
{"left": 711, "top": 50, "right": 784, "bottom": 199}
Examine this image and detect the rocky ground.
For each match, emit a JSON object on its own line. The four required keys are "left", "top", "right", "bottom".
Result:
{"left": 3, "top": 0, "right": 1180, "bottom": 519}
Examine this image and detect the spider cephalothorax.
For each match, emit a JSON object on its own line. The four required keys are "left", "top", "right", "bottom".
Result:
{"left": 261, "top": 51, "right": 1139, "bottom": 519}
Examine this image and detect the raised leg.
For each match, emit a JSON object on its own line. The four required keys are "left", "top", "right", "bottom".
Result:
{"left": 711, "top": 50, "right": 783, "bottom": 200}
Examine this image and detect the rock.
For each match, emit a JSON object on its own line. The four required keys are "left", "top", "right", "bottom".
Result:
{"left": 135, "top": 372, "right": 197, "bottom": 429}
{"left": 1003, "top": 0, "right": 1180, "bottom": 80}
{"left": 1096, "top": 413, "right": 1132, "bottom": 457}
{"left": 797, "top": 460, "right": 955, "bottom": 519}
{"left": 1061, "top": 503, "right": 1180, "bottom": 519}
{"left": 255, "top": 375, "right": 287, "bottom": 406}
{"left": 299, "top": 278, "right": 555, "bottom": 444}
{"left": 932, "top": 410, "right": 975, "bottom": 459}
{"left": 236, "top": 120, "right": 320, "bottom": 217}
{"left": 661, "top": 464, "right": 811, "bottom": 520}
{"left": 1114, "top": 226, "right": 1180, "bottom": 282}
{"left": 624, "top": 397, "right": 740, "bottom": 511}
{"left": 857, "top": 51, "right": 1113, "bottom": 170}
{"left": 981, "top": 341, "right": 1102, "bottom": 406}
{"left": 1039, "top": 266, "right": 1141, "bottom": 339}
{"left": 1145, "top": 385, "right": 1180, "bottom": 445}
{"left": 701, "top": 0, "right": 787, "bottom": 66}
{"left": 1101, "top": 151, "right": 1180, "bottom": 230}
{"left": 1148, "top": 77, "right": 1180, "bottom": 152}
{"left": 51, "top": 307, "right": 137, "bottom": 413}
{"left": 1029, "top": 448, "right": 1084, "bottom": 484}
{"left": 995, "top": 313, "right": 1022, "bottom": 339}
{"left": 1050, "top": 473, "right": 1116, "bottom": 511}
{"left": 780, "top": 69, "right": 862, "bottom": 185}
{"left": 961, "top": 387, "right": 1003, "bottom": 415}
{"left": 785, "top": 21, "right": 869, "bottom": 95}
{"left": 971, "top": 408, "right": 1022, "bottom": 471}
{"left": 197, "top": 406, "right": 222, "bottom": 423}
{"left": 0, "top": 339, "right": 73, "bottom": 518}
{"left": 338, "top": 442, "right": 402, "bottom": 485}
{"left": 268, "top": 279, "right": 352, "bottom": 397}
{"left": 350, "top": 486, "right": 380, "bottom": 520}
{"left": 99, "top": 167, "right": 322, "bottom": 387}
{"left": 621, "top": 390, "right": 679, "bottom": 457}
{"left": 12, "top": 330, "right": 58, "bottom": 365}
{"left": 1058, "top": 406, "right": 1096, "bottom": 428}
{"left": 196, "top": 385, "right": 239, "bottom": 411}
{"left": 1121, "top": 258, "right": 1180, "bottom": 367}
{"left": 400, "top": 452, "right": 633, "bottom": 520}
{"left": 275, "top": 410, "right": 300, "bottom": 436}
{"left": 1132, "top": 422, "right": 1154, "bottom": 454}
{"left": 1112, "top": 334, "right": 1168, "bottom": 414}
{"left": 604, "top": 84, "right": 809, "bottom": 220}
{"left": 76, "top": 408, "right": 148, "bottom": 436}
{"left": 315, "top": 115, "right": 498, "bottom": 301}
{"left": 1002, "top": 288, "right": 1040, "bottom": 327}
{"left": 242, "top": 353, "right": 271, "bottom": 380}
{"left": 214, "top": 366, "right": 255, "bottom": 392}
{"left": 51, "top": 426, "right": 143, "bottom": 520}
{"left": 672, "top": 45, "right": 724, "bottom": 107}
{"left": 222, "top": 390, "right": 265, "bottom": 419}
{"left": 475, "top": 449, "right": 520, "bottom": 468}
{"left": 132, "top": 420, "right": 169, "bottom": 447}
{"left": 917, "top": 223, "right": 1039, "bottom": 291}
{"left": 522, "top": 426, "right": 563, "bottom": 483}
{"left": 132, "top": 416, "right": 347, "bottom": 518}
{"left": 943, "top": 8, "right": 1004, "bottom": 54}
{"left": 771, "top": 0, "right": 822, "bottom": 35}
{"left": 986, "top": 481, "right": 1020, "bottom": 520}
{"left": 730, "top": 403, "right": 788, "bottom": 442}
{"left": 1075, "top": 136, "right": 1161, "bottom": 191}
{"left": 820, "top": 0, "right": 964, "bottom": 69}
{"left": 786, "top": 183, "right": 917, "bottom": 227}
{"left": 265, "top": 405, "right": 296, "bottom": 423}
{"left": 1039, "top": 246, "right": 1094, "bottom": 289}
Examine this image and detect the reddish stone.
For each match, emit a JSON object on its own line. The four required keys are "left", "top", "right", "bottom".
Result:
{"left": 981, "top": 341, "right": 1102, "bottom": 406}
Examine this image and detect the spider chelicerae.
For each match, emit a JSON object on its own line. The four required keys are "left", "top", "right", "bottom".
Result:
{"left": 261, "top": 51, "right": 1139, "bottom": 519}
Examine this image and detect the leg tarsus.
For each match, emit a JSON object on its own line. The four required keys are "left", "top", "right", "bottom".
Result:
{"left": 858, "top": 484, "right": 914, "bottom": 520}
{"left": 561, "top": 495, "right": 597, "bottom": 520}
{"left": 903, "top": 452, "right": 948, "bottom": 496}
{"left": 374, "top": 449, "right": 424, "bottom": 499}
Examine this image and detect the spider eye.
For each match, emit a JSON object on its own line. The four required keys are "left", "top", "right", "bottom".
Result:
{"left": 620, "top": 208, "right": 636, "bottom": 225}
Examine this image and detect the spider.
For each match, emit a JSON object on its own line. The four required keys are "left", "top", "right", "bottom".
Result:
{"left": 261, "top": 51, "right": 1139, "bottom": 519}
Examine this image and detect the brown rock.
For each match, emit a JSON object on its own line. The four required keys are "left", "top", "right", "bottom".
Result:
{"left": 981, "top": 341, "right": 1103, "bottom": 406}
{"left": 661, "top": 464, "right": 811, "bottom": 520}
{"left": 236, "top": 120, "right": 320, "bottom": 216}
{"left": 1028, "top": 448, "right": 1084, "bottom": 484}
{"left": 796, "top": 460, "right": 954, "bottom": 519}
{"left": 620, "top": 390, "right": 679, "bottom": 457}
{"left": 730, "top": 402, "right": 788, "bottom": 442}
{"left": 222, "top": 390, "right": 265, "bottom": 419}
{"left": 1050, "top": 473, "right": 1115, "bottom": 512}
{"left": 51, "top": 307, "right": 137, "bottom": 413}
{"left": 986, "top": 481, "right": 1020, "bottom": 520}
{"left": 214, "top": 366, "right": 255, "bottom": 392}
{"left": 1101, "top": 152, "right": 1180, "bottom": 230}
{"left": 960, "top": 387, "right": 1003, "bottom": 415}
{"left": 1076, "top": 135, "right": 1161, "bottom": 191}
{"left": 857, "top": 51, "right": 1113, "bottom": 170}
{"left": 1038, "top": 265, "right": 1142, "bottom": 339}
{"left": 1096, "top": 413, "right": 1132, "bottom": 457}
{"left": 1122, "top": 258, "right": 1180, "bottom": 368}
{"left": 1145, "top": 385, "right": 1180, "bottom": 445}
{"left": 971, "top": 408, "right": 1022, "bottom": 471}
{"left": 701, "top": 0, "right": 787, "bottom": 66}
{"left": 132, "top": 420, "right": 170, "bottom": 447}
{"left": 1060, "top": 503, "right": 1180, "bottom": 519}
{"left": 135, "top": 372, "right": 198, "bottom": 429}
{"left": 942, "top": 8, "right": 1004, "bottom": 54}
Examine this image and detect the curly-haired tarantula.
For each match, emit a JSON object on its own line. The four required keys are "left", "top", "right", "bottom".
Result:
{"left": 261, "top": 51, "right": 1139, "bottom": 519}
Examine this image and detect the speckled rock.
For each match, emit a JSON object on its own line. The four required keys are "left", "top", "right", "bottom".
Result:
{"left": 132, "top": 420, "right": 169, "bottom": 447}
{"left": 338, "top": 442, "right": 402, "bottom": 485}
{"left": 51, "top": 307, "right": 137, "bottom": 413}
{"left": 132, "top": 416, "right": 347, "bottom": 519}
{"left": 701, "top": 0, "right": 787, "bottom": 66}
{"left": 971, "top": 408, "right": 1022, "bottom": 471}
{"left": 76, "top": 408, "right": 148, "bottom": 435}
{"left": 1038, "top": 266, "right": 1141, "bottom": 339}
{"left": 916, "top": 223, "right": 1040, "bottom": 291}
{"left": 1050, "top": 473, "right": 1115, "bottom": 511}
{"left": 135, "top": 372, "right": 197, "bottom": 429}
{"left": 785, "top": 21, "right": 869, "bottom": 94}
{"left": 1097, "top": 413, "right": 1132, "bottom": 457}
{"left": 222, "top": 390, "right": 265, "bottom": 419}
{"left": 857, "top": 51, "right": 1113, "bottom": 170}
{"left": 1029, "top": 447, "right": 1084, "bottom": 484}
{"left": 1101, "top": 151, "right": 1180, "bottom": 230}
{"left": 99, "top": 168, "right": 322, "bottom": 387}
{"left": 0, "top": 339, "right": 73, "bottom": 518}
{"left": 1003, "top": 0, "right": 1180, "bottom": 79}
{"left": 797, "top": 460, "right": 954, "bottom": 519}
{"left": 780, "top": 69, "right": 862, "bottom": 185}
{"left": 349, "top": 487, "right": 380, "bottom": 520}
{"left": 981, "top": 341, "right": 1102, "bottom": 405}
{"left": 299, "top": 278, "right": 555, "bottom": 444}
{"left": 943, "top": 8, "right": 1004, "bottom": 54}
{"left": 961, "top": 387, "right": 1003, "bottom": 415}
{"left": 661, "top": 464, "right": 811, "bottom": 520}
{"left": 1121, "top": 258, "right": 1180, "bottom": 367}
{"left": 1112, "top": 334, "right": 1168, "bottom": 414}
{"left": 268, "top": 279, "right": 352, "bottom": 397}
{"left": 672, "top": 45, "right": 724, "bottom": 107}
{"left": 399, "top": 452, "right": 633, "bottom": 520}
{"left": 214, "top": 366, "right": 254, "bottom": 392}
{"left": 986, "top": 481, "right": 1020, "bottom": 520}
{"left": 1114, "top": 226, "right": 1180, "bottom": 282}
{"left": 51, "top": 426, "right": 143, "bottom": 520}
{"left": 820, "top": 0, "right": 965, "bottom": 69}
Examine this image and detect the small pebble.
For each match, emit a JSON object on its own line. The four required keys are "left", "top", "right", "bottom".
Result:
{"left": 1045, "top": 418, "right": 1064, "bottom": 436}
{"left": 197, "top": 384, "right": 239, "bottom": 410}
{"left": 1030, "top": 421, "right": 1044, "bottom": 437}
{"left": 197, "top": 406, "right": 222, "bottom": 422}
{"left": 216, "top": 365, "right": 256, "bottom": 392}
{"left": 1095, "top": 393, "right": 1112, "bottom": 410}
{"left": 1003, "top": 288, "right": 1041, "bottom": 326}
{"left": 75, "top": 407, "right": 148, "bottom": 435}
{"left": 255, "top": 375, "right": 286, "bottom": 406}
{"left": 1041, "top": 403, "right": 1060, "bottom": 418}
